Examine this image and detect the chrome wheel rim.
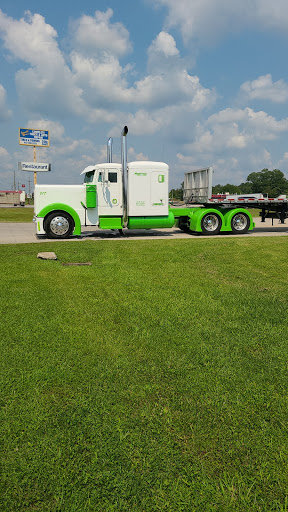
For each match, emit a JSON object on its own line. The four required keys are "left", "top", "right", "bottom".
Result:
{"left": 203, "top": 214, "right": 219, "bottom": 232}
{"left": 50, "top": 216, "right": 69, "bottom": 236}
{"left": 232, "top": 214, "right": 247, "bottom": 231}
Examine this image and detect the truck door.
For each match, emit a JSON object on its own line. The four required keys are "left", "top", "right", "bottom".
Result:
{"left": 97, "top": 169, "right": 123, "bottom": 215}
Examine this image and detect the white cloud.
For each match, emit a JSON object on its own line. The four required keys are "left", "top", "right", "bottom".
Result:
{"left": 72, "top": 9, "right": 132, "bottom": 57}
{"left": 153, "top": 0, "right": 288, "bottom": 44}
{"left": 71, "top": 51, "right": 131, "bottom": 105}
{"left": 0, "top": 84, "right": 12, "bottom": 121}
{"left": 128, "top": 147, "right": 150, "bottom": 161}
{"left": 0, "top": 146, "right": 12, "bottom": 165}
{"left": 173, "top": 105, "right": 288, "bottom": 185}
{"left": 149, "top": 31, "right": 179, "bottom": 57}
{"left": 71, "top": 30, "right": 215, "bottom": 112}
{"left": 70, "top": 29, "right": 216, "bottom": 135}
{"left": 206, "top": 108, "right": 288, "bottom": 145}
{"left": 240, "top": 74, "right": 288, "bottom": 103}
{"left": 0, "top": 10, "right": 86, "bottom": 117}
{"left": 112, "top": 110, "right": 164, "bottom": 136}
{"left": 26, "top": 119, "right": 66, "bottom": 144}
{"left": 0, "top": 7, "right": 215, "bottom": 131}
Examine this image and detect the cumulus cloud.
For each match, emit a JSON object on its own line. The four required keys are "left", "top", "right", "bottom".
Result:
{"left": 26, "top": 119, "right": 66, "bottom": 144}
{"left": 70, "top": 28, "right": 216, "bottom": 134}
{"left": 240, "top": 74, "right": 288, "bottom": 103}
{"left": 72, "top": 8, "right": 132, "bottom": 57}
{"left": 0, "top": 146, "right": 12, "bottom": 166}
{"left": 71, "top": 30, "right": 215, "bottom": 111}
{"left": 174, "top": 106, "right": 288, "bottom": 185}
{"left": 0, "top": 7, "right": 215, "bottom": 135}
{"left": 0, "top": 10, "right": 86, "bottom": 117}
{"left": 148, "top": 31, "right": 179, "bottom": 57}
{"left": 153, "top": 0, "right": 288, "bottom": 44}
{"left": 0, "top": 84, "right": 12, "bottom": 121}
{"left": 185, "top": 107, "right": 288, "bottom": 155}
{"left": 208, "top": 108, "right": 288, "bottom": 142}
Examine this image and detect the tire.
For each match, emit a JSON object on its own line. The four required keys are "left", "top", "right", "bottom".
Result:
{"left": 231, "top": 212, "right": 250, "bottom": 234}
{"left": 178, "top": 217, "right": 189, "bottom": 232}
{"left": 44, "top": 211, "right": 74, "bottom": 239}
{"left": 201, "top": 212, "right": 222, "bottom": 235}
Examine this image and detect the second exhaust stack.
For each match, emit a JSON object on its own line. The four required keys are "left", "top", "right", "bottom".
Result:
{"left": 121, "top": 126, "right": 128, "bottom": 227}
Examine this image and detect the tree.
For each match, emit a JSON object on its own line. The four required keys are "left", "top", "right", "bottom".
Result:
{"left": 212, "top": 183, "right": 240, "bottom": 194}
{"left": 246, "top": 169, "right": 288, "bottom": 197}
{"left": 169, "top": 182, "right": 184, "bottom": 201}
{"left": 238, "top": 182, "right": 253, "bottom": 194}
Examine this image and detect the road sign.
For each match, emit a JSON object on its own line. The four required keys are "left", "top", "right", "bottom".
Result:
{"left": 18, "top": 162, "right": 51, "bottom": 172}
{"left": 19, "top": 128, "right": 49, "bottom": 147}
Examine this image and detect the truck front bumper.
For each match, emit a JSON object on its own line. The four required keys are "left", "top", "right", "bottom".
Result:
{"left": 34, "top": 217, "right": 46, "bottom": 235}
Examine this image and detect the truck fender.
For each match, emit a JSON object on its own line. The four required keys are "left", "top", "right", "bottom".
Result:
{"left": 188, "top": 208, "right": 224, "bottom": 233}
{"left": 36, "top": 203, "right": 81, "bottom": 236}
{"left": 222, "top": 208, "right": 254, "bottom": 232}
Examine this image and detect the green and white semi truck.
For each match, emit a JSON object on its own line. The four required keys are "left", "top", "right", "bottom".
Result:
{"left": 35, "top": 126, "right": 286, "bottom": 238}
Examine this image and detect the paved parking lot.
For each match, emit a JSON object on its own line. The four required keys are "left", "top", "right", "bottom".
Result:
{"left": 0, "top": 217, "right": 287, "bottom": 244}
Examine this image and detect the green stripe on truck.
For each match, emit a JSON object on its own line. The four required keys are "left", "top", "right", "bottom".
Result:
{"left": 127, "top": 212, "right": 175, "bottom": 229}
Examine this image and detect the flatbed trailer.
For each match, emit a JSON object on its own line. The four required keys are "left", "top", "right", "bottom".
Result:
{"left": 208, "top": 197, "right": 288, "bottom": 224}
{"left": 176, "top": 167, "right": 287, "bottom": 234}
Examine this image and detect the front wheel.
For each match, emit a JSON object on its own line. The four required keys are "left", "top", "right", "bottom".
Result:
{"left": 201, "top": 213, "right": 222, "bottom": 235}
{"left": 44, "top": 211, "right": 74, "bottom": 239}
{"left": 231, "top": 213, "right": 250, "bottom": 234}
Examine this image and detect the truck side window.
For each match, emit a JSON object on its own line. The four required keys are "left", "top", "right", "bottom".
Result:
{"left": 98, "top": 172, "right": 103, "bottom": 182}
{"left": 84, "top": 170, "right": 95, "bottom": 183}
{"left": 108, "top": 172, "right": 117, "bottom": 183}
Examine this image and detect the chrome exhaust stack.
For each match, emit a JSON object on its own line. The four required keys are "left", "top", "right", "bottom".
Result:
{"left": 107, "top": 137, "right": 113, "bottom": 163}
{"left": 121, "top": 126, "right": 128, "bottom": 227}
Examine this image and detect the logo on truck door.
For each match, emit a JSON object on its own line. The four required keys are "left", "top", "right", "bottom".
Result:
{"left": 158, "top": 175, "right": 165, "bottom": 183}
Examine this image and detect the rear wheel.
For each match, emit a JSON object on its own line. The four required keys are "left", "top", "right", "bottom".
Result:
{"left": 231, "top": 212, "right": 250, "bottom": 234}
{"left": 44, "top": 211, "right": 74, "bottom": 239}
{"left": 201, "top": 213, "right": 222, "bottom": 235}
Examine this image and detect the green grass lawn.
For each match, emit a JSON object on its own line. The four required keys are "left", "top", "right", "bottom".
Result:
{"left": 1, "top": 238, "right": 288, "bottom": 511}
{"left": 0, "top": 207, "right": 34, "bottom": 223}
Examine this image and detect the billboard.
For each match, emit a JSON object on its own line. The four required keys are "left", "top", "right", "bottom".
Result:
{"left": 19, "top": 128, "right": 49, "bottom": 147}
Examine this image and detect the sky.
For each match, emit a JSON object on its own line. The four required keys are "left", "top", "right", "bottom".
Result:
{"left": 1, "top": 0, "right": 288, "bottom": 191}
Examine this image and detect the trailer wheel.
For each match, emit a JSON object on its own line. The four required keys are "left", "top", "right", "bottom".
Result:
{"left": 44, "top": 211, "right": 74, "bottom": 239}
{"left": 201, "top": 213, "right": 222, "bottom": 235}
{"left": 231, "top": 212, "right": 250, "bottom": 234}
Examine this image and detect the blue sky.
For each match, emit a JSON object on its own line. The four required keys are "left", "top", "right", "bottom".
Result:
{"left": 1, "top": 0, "right": 288, "bottom": 191}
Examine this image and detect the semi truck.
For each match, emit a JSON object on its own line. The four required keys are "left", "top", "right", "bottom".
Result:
{"left": 34, "top": 126, "right": 287, "bottom": 238}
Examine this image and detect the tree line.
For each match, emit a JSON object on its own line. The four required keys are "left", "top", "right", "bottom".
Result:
{"left": 169, "top": 169, "right": 288, "bottom": 200}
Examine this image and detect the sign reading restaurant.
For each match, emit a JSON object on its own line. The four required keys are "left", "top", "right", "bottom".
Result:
{"left": 18, "top": 162, "right": 51, "bottom": 172}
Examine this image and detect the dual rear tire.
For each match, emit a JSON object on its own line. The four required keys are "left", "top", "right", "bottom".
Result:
{"left": 200, "top": 212, "right": 250, "bottom": 235}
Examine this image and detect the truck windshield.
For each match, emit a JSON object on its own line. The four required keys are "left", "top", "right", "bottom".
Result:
{"left": 84, "top": 171, "right": 95, "bottom": 183}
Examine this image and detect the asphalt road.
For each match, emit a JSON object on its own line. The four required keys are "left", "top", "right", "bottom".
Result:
{"left": 0, "top": 217, "right": 288, "bottom": 244}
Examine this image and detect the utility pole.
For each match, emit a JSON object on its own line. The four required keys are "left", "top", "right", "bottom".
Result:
{"left": 13, "top": 171, "right": 16, "bottom": 191}
{"left": 28, "top": 177, "right": 31, "bottom": 204}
